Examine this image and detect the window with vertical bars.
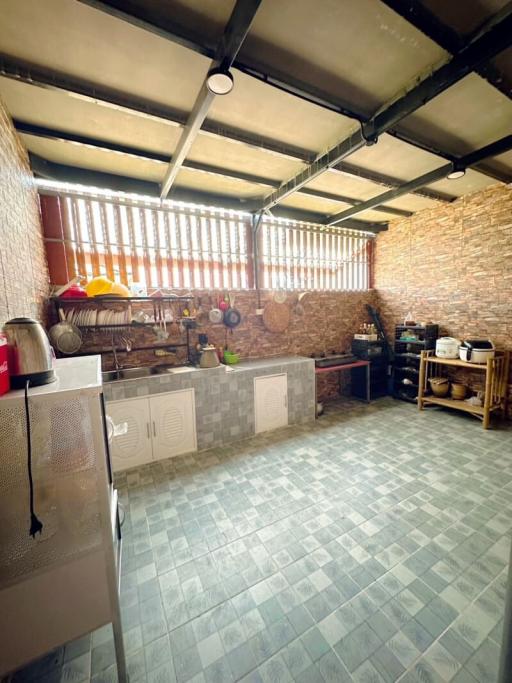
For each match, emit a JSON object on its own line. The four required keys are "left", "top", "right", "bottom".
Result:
{"left": 39, "top": 184, "right": 372, "bottom": 291}
{"left": 52, "top": 192, "right": 252, "bottom": 289}
{"left": 259, "top": 218, "right": 371, "bottom": 291}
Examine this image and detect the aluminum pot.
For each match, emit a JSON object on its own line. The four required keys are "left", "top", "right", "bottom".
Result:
{"left": 199, "top": 345, "right": 220, "bottom": 369}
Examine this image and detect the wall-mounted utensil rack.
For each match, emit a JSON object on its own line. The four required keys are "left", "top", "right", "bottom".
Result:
{"left": 50, "top": 296, "right": 195, "bottom": 362}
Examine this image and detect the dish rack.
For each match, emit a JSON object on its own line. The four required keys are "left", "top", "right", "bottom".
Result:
{"left": 51, "top": 296, "right": 195, "bottom": 359}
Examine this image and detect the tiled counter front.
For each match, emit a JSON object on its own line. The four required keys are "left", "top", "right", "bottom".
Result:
{"left": 102, "top": 356, "right": 315, "bottom": 451}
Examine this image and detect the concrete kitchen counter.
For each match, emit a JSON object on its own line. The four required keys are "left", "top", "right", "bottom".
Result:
{"left": 102, "top": 355, "right": 315, "bottom": 451}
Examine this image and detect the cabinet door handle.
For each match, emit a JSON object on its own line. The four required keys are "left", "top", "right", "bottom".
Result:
{"left": 153, "top": 421, "right": 156, "bottom": 437}
{"left": 146, "top": 423, "right": 150, "bottom": 439}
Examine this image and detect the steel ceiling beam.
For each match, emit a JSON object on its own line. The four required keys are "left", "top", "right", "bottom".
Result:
{"left": 458, "top": 134, "right": 512, "bottom": 168}
{"left": 365, "top": 6, "right": 512, "bottom": 138}
{"left": 15, "top": 120, "right": 411, "bottom": 218}
{"left": 380, "top": 0, "right": 512, "bottom": 100}
{"left": 258, "top": 6, "right": 512, "bottom": 211}
{"left": 325, "top": 164, "right": 452, "bottom": 225}
{"left": 0, "top": 53, "right": 314, "bottom": 164}
{"left": 77, "top": 0, "right": 367, "bottom": 122}
{"left": 326, "top": 133, "right": 512, "bottom": 225}
{"left": 386, "top": 128, "right": 512, "bottom": 185}
{"left": 75, "top": 0, "right": 509, "bottom": 185}
{"left": 30, "top": 153, "right": 386, "bottom": 233}
{"left": 332, "top": 161, "right": 455, "bottom": 202}
{"left": 1, "top": 54, "right": 505, "bottom": 201}
{"left": 159, "top": 0, "right": 262, "bottom": 199}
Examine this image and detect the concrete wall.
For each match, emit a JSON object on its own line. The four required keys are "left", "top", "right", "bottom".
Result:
{"left": 103, "top": 357, "right": 315, "bottom": 452}
{"left": 0, "top": 97, "right": 49, "bottom": 323}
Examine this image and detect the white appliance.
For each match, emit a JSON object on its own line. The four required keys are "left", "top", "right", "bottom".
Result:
{"left": 436, "top": 337, "right": 460, "bottom": 359}
{"left": 459, "top": 339, "right": 495, "bottom": 364}
{"left": 0, "top": 356, "right": 127, "bottom": 681}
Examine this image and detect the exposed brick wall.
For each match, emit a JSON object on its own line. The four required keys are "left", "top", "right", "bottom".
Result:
{"left": 70, "top": 288, "right": 376, "bottom": 401}
{"left": 0, "top": 98, "right": 49, "bottom": 323}
{"left": 374, "top": 183, "right": 512, "bottom": 412}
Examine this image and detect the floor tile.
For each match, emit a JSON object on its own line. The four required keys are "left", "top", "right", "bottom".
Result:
{"left": 11, "top": 398, "right": 512, "bottom": 683}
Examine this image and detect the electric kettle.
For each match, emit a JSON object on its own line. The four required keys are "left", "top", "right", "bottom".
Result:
{"left": 3, "top": 317, "right": 55, "bottom": 388}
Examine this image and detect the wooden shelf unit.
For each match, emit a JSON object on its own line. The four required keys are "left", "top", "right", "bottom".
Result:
{"left": 418, "top": 350, "right": 510, "bottom": 429}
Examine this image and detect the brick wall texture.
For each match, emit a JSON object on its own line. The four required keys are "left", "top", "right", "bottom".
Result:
{"left": 0, "top": 97, "right": 49, "bottom": 323}
{"left": 75, "top": 288, "right": 377, "bottom": 401}
{"left": 374, "top": 183, "right": 512, "bottom": 410}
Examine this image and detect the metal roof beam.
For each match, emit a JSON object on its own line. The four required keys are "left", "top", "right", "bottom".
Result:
{"left": 76, "top": 0, "right": 510, "bottom": 184}
{"left": 0, "top": 53, "right": 313, "bottom": 164}
{"left": 159, "top": 0, "right": 262, "bottom": 199}
{"left": 365, "top": 5, "right": 512, "bottom": 139}
{"left": 77, "top": 0, "right": 367, "bottom": 122}
{"left": 380, "top": 0, "right": 512, "bottom": 100}
{"left": 29, "top": 153, "right": 386, "bottom": 233}
{"left": 386, "top": 128, "right": 512, "bottom": 185}
{"left": 258, "top": 6, "right": 512, "bottom": 210}
{"left": 331, "top": 161, "right": 455, "bottom": 202}
{"left": 326, "top": 133, "right": 512, "bottom": 225}
{"left": 15, "top": 121, "right": 410, "bottom": 217}
{"left": 325, "top": 164, "right": 452, "bottom": 225}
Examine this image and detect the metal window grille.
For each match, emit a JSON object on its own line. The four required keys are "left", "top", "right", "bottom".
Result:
{"left": 39, "top": 186, "right": 373, "bottom": 291}
{"left": 48, "top": 193, "right": 251, "bottom": 289}
{"left": 259, "top": 218, "right": 371, "bottom": 291}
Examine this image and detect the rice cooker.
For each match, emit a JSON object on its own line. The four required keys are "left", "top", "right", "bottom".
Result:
{"left": 459, "top": 339, "right": 495, "bottom": 364}
{"left": 435, "top": 337, "right": 460, "bottom": 359}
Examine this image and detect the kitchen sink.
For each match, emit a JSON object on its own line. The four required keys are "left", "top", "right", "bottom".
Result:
{"left": 102, "top": 365, "right": 196, "bottom": 382}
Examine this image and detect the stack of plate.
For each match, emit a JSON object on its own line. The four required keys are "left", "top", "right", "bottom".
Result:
{"left": 96, "top": 310, "right": 129, "bottom": 326}
{"left": 64, "top": 308, "right": 129, "bottom": 327}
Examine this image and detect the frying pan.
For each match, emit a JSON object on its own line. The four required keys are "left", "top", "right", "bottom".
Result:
{"left": 223, "top": 308, "right": 242, "bottom": 328}
{"left": 209, "top": 308, "right": 223, "bottom": 324}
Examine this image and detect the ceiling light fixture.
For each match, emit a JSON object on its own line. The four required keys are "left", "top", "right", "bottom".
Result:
{"left": 447, "top": 166, "right": 466, "bottom": 180}
{"left": 206, "top": 67, "right": 234, "bottom": 95}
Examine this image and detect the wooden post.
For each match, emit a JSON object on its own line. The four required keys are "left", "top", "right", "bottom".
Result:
{"left": 503, "top": 351, "right": 510, "bottom": 419}
{"left": 418, "top": 350, "right": 427, "bottom": 410}
{"left": 483, "top": 357, "right": 493, "bottom": 429}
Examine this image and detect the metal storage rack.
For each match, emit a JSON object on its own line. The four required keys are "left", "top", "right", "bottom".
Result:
{"left": 393, "top": 324, "right": 438, "bottom": 403}
{"left": 51, "top": 295, "right": 195, "bottom": 360}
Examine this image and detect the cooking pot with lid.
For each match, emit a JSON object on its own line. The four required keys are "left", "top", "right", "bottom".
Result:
{"left": 459, "top": 339, "right": 495, "bottom": 364}
{"left": 199, "top": 345, "right": 220, "bottom": 369}
{"left": 435, "top": 337, "right": 460, "bottom": 359}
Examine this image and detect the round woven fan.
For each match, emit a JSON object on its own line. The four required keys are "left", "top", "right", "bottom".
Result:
{"left": 262, "top": 301, "right": 290, "bottom": 333}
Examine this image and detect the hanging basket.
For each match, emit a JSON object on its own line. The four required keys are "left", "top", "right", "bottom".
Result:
{"left": 262, "top": 301, "right": 290, "bottom": 333}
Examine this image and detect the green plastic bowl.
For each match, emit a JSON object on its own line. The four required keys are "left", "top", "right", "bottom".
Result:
{"left": 223, "top": 351, "right": 240, "bottom": 365}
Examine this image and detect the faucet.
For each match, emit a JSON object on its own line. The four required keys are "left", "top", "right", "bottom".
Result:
{"left": 111, "top": 333, "right": 121, "bottom": 373}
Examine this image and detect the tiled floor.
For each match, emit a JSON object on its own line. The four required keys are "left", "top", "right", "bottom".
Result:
{"left": 10, "top": 397, "right": 512, "bottom": 682}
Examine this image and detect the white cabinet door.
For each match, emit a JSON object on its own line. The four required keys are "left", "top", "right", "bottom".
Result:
{"left": 107, "top": 398, "right": 152, "bottom": 472}
{"left": 254, "top": 374, "right": 288, "bottom": 434}
{"left": 149, "top": 389, "right": 197, "bottom": 461}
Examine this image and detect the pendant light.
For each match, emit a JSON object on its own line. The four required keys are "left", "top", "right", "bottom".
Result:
{"left": 447, "top": 165, "right": 466, "bottom": 180}
{"left": 206, "top": 67, "right": 234, "bottom": 95}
